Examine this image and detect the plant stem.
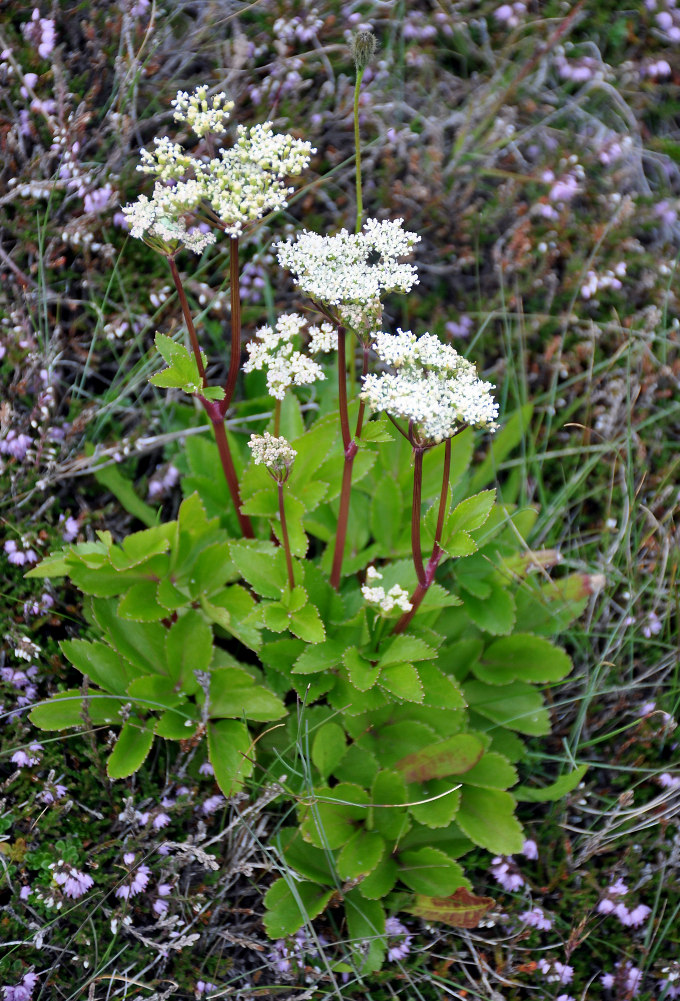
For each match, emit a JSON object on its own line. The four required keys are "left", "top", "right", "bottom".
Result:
{"left": 212, "top": 416, "right": 254, "bottom": 539}
{"left": 168, "top": 256, "right": 206, "bottom": 383}
{"left": 330, "top": 325, "right": 358, "bottom": 590}
{"left": 278, "top": 481, "right": 295, "bottom": 590}
{"left": 354, "top": 66, "right": 365, "bottom": 234}
{"left": 167, "top": 255, "right": 252, "bottom": 538}
{"left": 274, "top": 398, "right": 281, "bottom": 437}
{"left": 221, "top": 236, "right": 242, "bottom": 415}
{"left": 355, "top": 342, "right": 369, "bottom": 438}
{"left": 394, "top": 437, "right": 452, "bottom": 634}
{"left": 411, "top": 447, "right": 426, "bottom": 587}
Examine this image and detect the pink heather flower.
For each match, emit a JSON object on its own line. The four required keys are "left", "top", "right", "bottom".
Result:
{"left": 556, "top": 997, "right": 575, "bottom": 1001}
{"left": 83, "top": 184, "right": 113, "bottom": 214}
{"left": 601, "top": 972, "right": 615, "bottom": 989}
{"left": 597, "top": 897, "right": 616, "bottom": 915}
{"left": 202, "top": 794, "right": 226, "bottom": 816}
{"left": 116, "top": 858, "right": 151, "bottom": 899}
{"left": 385, "top": 916, "right": 412, "bottom": 962}
{"left": 199, "top": 761, "right": 215, "bottom": 776}
{"left": 152, "top": 812, "right": 171, "bottom": 830}
{"left": 3, "top": 971, "right": 38, "bottom": 1001}
{"left": 158, "top": 883, "right": 172, "bottom": 896}
{"left": 39, "top": 782, "right": 67, "bottom": 804}
{"left": 196, "top": 984, "right": 218, "bottom": 997}
{"left": 519, "top": 907, "right": 552, "bottom": 931}
{"left": 61, "top": 516, "right": 80, "bottom": 542}
{"left": 53, "top": 865, "right": 93, "bottom": 899}
{"left": 609, "top": 878, "right": 628, "bottom": 896}
{"left": 123, "top": 852, "right": 136, "bottom": 865}
{"left": 522, "top": 838, "right": 539, "bottom": 860}
{"left": 537, "top": 959, "right": 573, "bottom": 984}
{"left": 621, "top": 903, "right": 652, "bottom": 927}
{"left": 660, "top": 773, "right": 680, "bottom": 789}
{"left": 0, "top": 431, "right": 33, "bottom": 460}
{"left": 490, "top": 856, "right": 524, "bottom": 891}
{"left": 658, "top": 979, "right": 680, "bottom": 999}
{"left": 19, "top": 885, "right": 31, "bottom": 900}
{"left": 642, "top": 611, "right": 663, "bottom": 638}
{"left": 153, "top": 897, "right": 169, "bottom": 915}
{"left": 11, "top": 742, "right": 43, "bottom": 767}
{"left": 640, "top": 700, "right": 656, "bottom": 715}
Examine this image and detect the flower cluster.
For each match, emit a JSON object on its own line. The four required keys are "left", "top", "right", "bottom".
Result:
{"left": 123, "top": 87, "right": 314, "bottom": 249}
{"left": 3, "top": 971, "right": 38, "bottom": 1001}
{"left": 243, "top": 313, "right": 325, "bottom": 399}
{"left": 596, "top": 878, "right": 652, "bottom": 927}
{"left": 385, "top": 916, "right": 412, "bottom": 962}
{"left": 276, "top": 218, "right": 420, "bottom": 331}
{"left": 115, "top": 852, "right": 151, "bottom": 899}
{"left": 171, "top": 86, "right": 234, "bottom": 137}
{"left": 248, "top": 433, "right": 297, "bottom": 478}
{"left": 50, "top": 860, "right": 94, "bottom": 900}
{"left": 362, "top": 329, "right": 499, "bottom": 442}
{"left": 361, "top": 566, "right": 412, "bottom": 614}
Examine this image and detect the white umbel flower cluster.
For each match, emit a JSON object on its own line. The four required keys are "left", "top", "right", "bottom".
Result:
{"left": 122, "top": 87, "right": 315, "bottom": 248}
{"left": 243, "top": 313, "right": 326, "bottom": 400}
{"left": 171, "top": 86, "right": 234, "bottom": 137}
{"left": 307, "top": 322, "right": 337, "bottom": 354}
{"left": 361, "top": 566, "right": 413, "bottom": 614}
{"left": 275, "top": 218, "right": 420, "bottom": 327}
{"left": 361, "top": 328, "right": 499, "bottom": 443}
{"left": 248, "top": 432, "right": 297, "bottom": 475}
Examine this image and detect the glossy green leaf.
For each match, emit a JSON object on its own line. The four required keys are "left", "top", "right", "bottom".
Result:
{"left": 463, "top": 679, "right": 550, "bottom": 735}
{"left": 515, "top": 763, "right": 589, "bottom": 802}
{"left": 263, "top": 878, "right": 334, "bottom": 939}
{"left": 229, "top": 540, "right": 288, "bottom": 599}
{"left": 312, "top": 722, "right": 347, "bottom": 780}
{"left": 293, "top": 636, "right": 347, "bottom": 675}
{"left": 60, "top": 639, "right": 134, "bottom": 695}
{"left": 474, "top": 634, "right": 572, "bottom": 685}
{"left": 459, "top": 752, "right": 518, "bottom": 789}
{"left": 395, "top": 733, "right": 485, "bottom": 783}
{"left": 165, "top": 611, "right": 212, "bottom": 692}
{"left": 370, "top": 769, "right": 410, "bottom": 841}
{"left": 408, "top": 780, "right": 461, "bottom": 829}
{"left": 127, "top": 674, "right": 184, "bottom": 711}
{"left": 117, "top": 579, "right": 168, "bottom": 621}
{"left": 299, "top": 783, "right": 370, "bottom": 850}
{"left": 380, "top": 663, "right": 424, "bottom": 703}
{"left": 207, "top": 719, "right": 254, "bottom": 796}
{"left": 29, "top": 690, "right": 118, "bottom": 729}
{"left": 344, "top": 890, "right": 385, "bottom": 973}
{"left": 289, "top": 603, "right": 325, "bottom": 644}
{"left": 456, "top": 786, "right": 524, "bottom": 855}
{"left": 461, "top": 581, "right": 516, "bottom": 636}
{"left": 398, "top": 847, "right": 469, "bottom": 896}
{"left": 344, "top": 647, "right": 380, "bottom": 692}
{"left": 107, "top": 719, "right": 155, "bottom": 778}
{"left": 377, "top": 635, "right": 436, "bottom": 668}
{"left": 358, "top": 856, "right": 398, "bottom": 899}
{"left": 208, "top": 667, "right": 285, "bottom": 722}
{"left": 447, "top": 490, "right": 496, "bottom": 534}
{"left": 418, "top": 662, "right": 466, "bottom": 710}
{"left": 337, "top": 829, "right": 385, "bottom": 881}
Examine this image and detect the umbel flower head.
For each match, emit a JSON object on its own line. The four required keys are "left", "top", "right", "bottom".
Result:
{"left": 122, "top": 86, "right": 315, "bottom": 251}
{"left": 243, "top": 313, "right": 327, "bottom": 400}
{"left": 361, "top": 328, "right": 499, "bottom": 443}
{"left": 248, "top": 433, "right": 297, "bottom": 480}
{"left": 275, "top": 218, "right": 420, "bottom": 337}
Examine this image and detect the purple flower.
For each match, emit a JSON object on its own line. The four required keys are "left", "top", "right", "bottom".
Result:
{"left": 196, "top": 984, "right": 218, "bottom": 997}
{"left": 519, "top": 906, "right": 552, "bottom": 931}
{"left": 83, "top": 184, "right": 113, "bottom": 214}
{"left": 21, "top": 9, "right": 56, "bottom": 59}
{"left": 19, "top": 885, "right": 31, "bottom": 900}
{"left": 0, "top": 431, "right": 33, "bottom": 461}
{"left": 385, "top": 916, "right": 412, "bottom": 962}
{"left": 116, "top": 855, "right": 151, "bottom": 899}
{"left": 3, "top": 971, "right": 38, "bottom": 1001}
{"left": 39, "top": 782, "right": 67, "bottom": 804}
{"left": 537, "top": 959, "right": 573, "bottom": 985}
{"left": 490, "top": 856, "right": 524, "bottom": 891}
{"left": 152, "top": 812, "right": 171, "bottom": 830}
{"left": 11, "top": 742, "right": 43, "bottom": 767}
{"left": 522, "top": 838, "right": 539, "bottom": 860}
{"left": 202, "top": 794, "right": 226, "bottom": 816}
{"left": 52, "top": 862, "right": 93, "bottom": 899}
{"left": 621, "top": 903, "right": 651, "bottom": 927}
{"left": 199, "top": 761, "right": 214, "bottom": 776}
{"left": 642, "top": 611, "right": 663, "bottom": 638}
{"left": 61, "top": 515, "right": 80, "bottom": 542}
{"left": 660, "top": 773, "right": 680, "bottom": 789}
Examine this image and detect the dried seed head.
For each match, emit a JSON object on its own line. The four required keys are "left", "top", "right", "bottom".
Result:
{"left": 351, "top": 30, "right": 377, "bottom": 71}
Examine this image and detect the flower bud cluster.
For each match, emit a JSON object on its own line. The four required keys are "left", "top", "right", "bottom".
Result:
{"left": 171, "top": 86, "right": 234, "bottom": 137}
{"left": 243, "top": 313, "right": 326, "bottom": 399}
{"left": 362, "top": 328, "right": 499, "bottom": 443}
{"left": 275, "top": 219, "right": 419, "bottom": 319}
{"left": 361, "top": 566, "right": 412, "bottom": 613}
{"left": 248, "top": 433, "right": 297, "bottom": 477}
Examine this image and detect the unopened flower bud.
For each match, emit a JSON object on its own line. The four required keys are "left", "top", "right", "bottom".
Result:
{"left": 351, "top": 30, "right": 377, "bottom": 71}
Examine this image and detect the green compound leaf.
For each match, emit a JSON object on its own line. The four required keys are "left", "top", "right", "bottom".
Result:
{"left": 263, "top": 878, "right": 334, "bottom": 939}
{"left": 229, "top": 540, "right": 289, "bottom": 599}
{"left": 474, "top": 634, "right": 573, "bottom": 685}
{"left": 29, "top": 690, "right": 118, "bottom": 729}
{"left": 165, "top": 610, "right": 212, "bottom": 693}
{"left": 312, "top": 722, "right": 347, "bottom": 781}
{"left": 395, "top": 733, "right": 485, "bottom": 783}
{"left": 336, "top": 829, "right": 385, "bottom": 881}
{"left": 344, "top": 890, "right": 386, "bottom": 973}
{"left": 277, "top": 828, "right": 335, "bottom": 885}
{"left": 456, "top": 786, "right": 524, "bottom": 855}
{"left": 358, "top": 856, "right": 398, "bottom": 899}
{"left": 418, "top": 662, "right": 466, "bottom": 710}
{"left": 447, "top": 489, "right": 496, "bottom": 534}
{"left": 299, "top": 783, "right": 370, "bottom": 850}
{"left": 60, "top": 639, "right": 135, "bottom": 695}
{"left": 380, "top": 663, "right": 424, "bottom": 703}
{"left": 208, "top": 667, "right": 286, "bottom": 722}
{"left": 463, "top": 679, "right": 550, "bottom": 735}
{"left": 289, "top": 603, "right": 325, "bottom": 644}
{"left": 370, "top": 769, "right": 410, "bottom": 841}
{"left": 370, "top": 475, "right": 402, "bottom": 551}
{"left": 127, "top": 675, "right": 184, "bottom": 712}
{"left": 377, "top": 635, "right": 437, "bottom": 668}
{"left": 408, "top": 780, "right": 461, "bottom": 829}
{"left": 515, "top": 763, "right": 589, "bottom": 802}
{"left": 344, "top": 647, "right": 380, "bottom": 692}
{"left": 398, "top": 847, "right": 470, "bottom": 896}
{"left": 460, "top": 581, "right": 516, "bottom": 636}
{"left": 293, "top": 636, "right": 347, "bottom": 675}
{"left": 459, "top": 752, "right": 518, "bottom": 790}
{"left": 117, "top": 579, "right": 168, "bottom": 621}
{"left": 107, "top": 719, "right": 155, "bottom": 779}
{"left": 207, "top": 719, "right": 254, "bottom": 796}
{"left": 440, "top": 530, "right": 478, "bottom": 558}
{"left": 149, "top": 332, "right": 223, "bottom": 398}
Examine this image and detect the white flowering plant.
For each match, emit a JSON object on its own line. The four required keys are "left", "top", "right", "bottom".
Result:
{"left": 26, "top": 77, "right": 599, "bottom": 965}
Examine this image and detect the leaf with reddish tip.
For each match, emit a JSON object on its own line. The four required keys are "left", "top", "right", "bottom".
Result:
{"left": 406, "top": 886, "right": 495, "bottom": 928}
{"left": 395, "top": 733, "right": 484, "bottom": 783}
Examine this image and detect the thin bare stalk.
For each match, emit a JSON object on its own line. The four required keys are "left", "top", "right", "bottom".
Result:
{"left": 336, "top": 325, "right": 351, "bottom": 450}
{"left": 354, "top": 66, "right": 365, "bottom": 234}
{"left": 411, "top": 447, "right": 426, "bottom": 587}
{"left": 355, "top": 343, "right": 369, "bottom": 438}
{"left": 168, "top": 256, "right": 206, "bottom": 383}
{"left": 221, "top": 236, "right": 242, "bottom": 414}
{"left": 278, "top": 482, "right": 295, "bottom": 590}
{"left": 394, "top": 437, "right": 452, "bottom": 634}
{"left": 212, "top": 417, "right": 254, "bottom": 539}
{"left": 274, "top": 399, "right": 281, "bottom": 437}
{"left": 330, "top": 325, "right": 358, "bottom": 590}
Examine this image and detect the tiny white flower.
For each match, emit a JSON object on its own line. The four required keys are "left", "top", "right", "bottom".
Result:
{"left": 171, "top": 86, "right": 234, "bottom": 137}
{"left": 248, "top": 433, "right": 297, "bottom": 475}
{"left": 243, "top": 313, "right": 326, "bottom": 399}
